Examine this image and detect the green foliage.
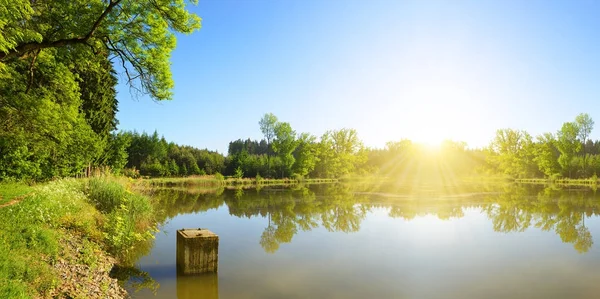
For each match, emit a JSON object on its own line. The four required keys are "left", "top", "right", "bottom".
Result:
{"left": 272, "top": 122, "right": 298, "bottom": 178}
{"left": 0, "top": 0, "right": 201, "bottom": 101}
{"left": 86, "top": 177, "right": 127, "bottom": 213}
{"left": 0, "top": 49, "right": 104, "bottom": 181}
{"left": 234, "top": 167, "right": 244, "bottom": 179}
{"left": 214, "top": 172, "right": 225, "bottom": 181}
{"left": 312, "top": 129, "right": 366, "bottom": 178}
{"left": 293, "top": 133, "right": 319, "bottom": 177}
{"left": 123, "top": 130, "right": 224, "bottom": 177}
{"left": 0, "top": 177, "right": 157, "bottom": 296}
{"left": 84, "top": 177, "right": 154, "bottom": 258}
{"left": 259, "top": 113, "right": 278, "bottom": 146}
{"left": 123, "top": 167, "right": 141, "bottom": 179}
{"left": 488, "top": 129, "right": 538, "bottom": 178}
{"left": 557, "top": 122, "right": 582, "bottom": 177}
{"left": 99, "top": 132, "right": 132, "bottom": 174}
{"left": 533, "top": 133, "right": 561, "bottom": 177}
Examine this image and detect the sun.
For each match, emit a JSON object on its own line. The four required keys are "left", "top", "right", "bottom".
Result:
{"left": 421, "top": 141, "right": 442, "bottom": 153}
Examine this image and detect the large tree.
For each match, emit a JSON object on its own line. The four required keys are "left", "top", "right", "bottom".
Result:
{"left": 575, "top": 113, "right": 594, "bottom": 173}
{"left": 259, "top": 113, "right": 278, "bottom": 176}
{"left": 272, "top": 122, "right": 297, "bottom": 178}
{"left": 556, "top": 122, "right": 581, "bottom": 177}
{"left": 0, "top": 0, "right": 202, "bottom": 101}
{"left": 489, "top": 129, "right": 537, "bottom": 178}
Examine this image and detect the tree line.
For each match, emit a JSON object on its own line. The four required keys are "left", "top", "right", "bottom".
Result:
{"left": 488, "top": 113, "right": 599, "bottom": 179}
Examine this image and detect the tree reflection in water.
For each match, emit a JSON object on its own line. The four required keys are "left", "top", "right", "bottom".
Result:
{"left": 146, "top": 183, "right": 600, "bottom": 254}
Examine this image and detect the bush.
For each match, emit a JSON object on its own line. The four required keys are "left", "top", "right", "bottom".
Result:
{"left": 234, "top": 167, "right": 243, "bottom": 179}
{"left": 122, "top": 167, "right": 140, "bottom": 179}
{"left": 214, "top": 172, "right": 224, "bottom": 181}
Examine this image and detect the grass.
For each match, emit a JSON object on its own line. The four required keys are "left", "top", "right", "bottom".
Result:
{"left": 0, "top": 182, "right": 33, "bottom": 205}
{"left": 141, "top": 174, "right": 338, "bottom": 188}
{"left": 0, "top": 177, "right": 156, "bottom": 298}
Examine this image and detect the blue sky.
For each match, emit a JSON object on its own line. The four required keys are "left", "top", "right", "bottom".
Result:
{"left": 116, "top": 0, "right": 600, "bottom": 154}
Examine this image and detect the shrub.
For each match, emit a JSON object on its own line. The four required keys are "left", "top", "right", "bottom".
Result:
{"left": 122, "top": 167, "right": 140, "bottom": 179}
{"left": 214, "top": 172, "right": 224, "bottom": 181}
{"left": 234, "top": 167, "right": 243, "bottom": 179}
{"left": 84, "top": 177, "right": 155, "bottom": 257}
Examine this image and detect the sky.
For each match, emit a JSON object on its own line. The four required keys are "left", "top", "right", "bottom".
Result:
{"left": 116, "top": 0, "right": 600, "bottom": 154}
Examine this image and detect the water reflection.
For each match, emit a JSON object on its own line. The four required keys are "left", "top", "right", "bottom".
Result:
{"left": 176, "top": 273, "right": 218, "bottom": 299}
{"left": 123, "top": 182, "right": 600, "bottom": 298}
{"left": 145, "top": 183, "right": 600, "bottom": 254}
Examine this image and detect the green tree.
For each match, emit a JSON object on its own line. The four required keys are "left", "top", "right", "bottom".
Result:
{"left": 314, "top": 129, "right": 365, "bottom": 178}
{"left": 272, "top": 122, "right": 298, "bottom": 178}
{"left": 556, "top": 122, "right": 581, "bottom": 177}
{"left": 533, "top": 133, "right": 560, "bottom": 177}
{"left": 575, "top": 113, "right": 594, "bottom": 174}
{"left": 0, "top": 48, "right": 103, "bottom": 180}
{"left": 488, "top": 129, "right": 537, "bottom": 178}
{"left": 99, "top": 132, "right": 132, "bottom": 174}
{"left": 259, "top": 113, "right": 278, "bottom": 177}
{"left": 0, "top": 0, "right": 202, "bottom": 101}
{"left": 292, "top": 133, "right": 319, "bottom": 177}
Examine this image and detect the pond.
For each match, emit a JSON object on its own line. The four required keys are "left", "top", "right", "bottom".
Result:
{"left": 122, "top": 182, "right": 600, "bottom": 299}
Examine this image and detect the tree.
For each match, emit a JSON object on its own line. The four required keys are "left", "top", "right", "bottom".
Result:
{"left": 259, "top": 113, "right": 278, "bottom": 177}
{"left": 272, "top": 122, "right": 297, "bottom": 178}
{"left": 293, "top": 133, "right": 319, "bottom": 177}
{"left": 100, "top": 132, "right": 132, "bottom": 174}
{"left": 533, "top": 133, "right": 560, "bottom": 177}
{"left": 575, "top": 113, "right": 594, "bottom": 173}
{"left": 76, "top": 51, "right": 119, "bottom": 141}
{"left": 488, "top": 129, "right": 537, "bottom": 178}
{"left": 0, "top": 0, "right": 202, "bottom": 101}
{"left": 0, "top": 48, "right": 104, "bottom": 180}
{"left": 556, "top": 122, "right": 581, "bottom": 177}
{"left": 313, "top": 129, "right": 365, "bottom": 178}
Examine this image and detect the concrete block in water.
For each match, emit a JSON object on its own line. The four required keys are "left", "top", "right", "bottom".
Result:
{"left": 176, "top": 228, "right": 219, "bottom": 274}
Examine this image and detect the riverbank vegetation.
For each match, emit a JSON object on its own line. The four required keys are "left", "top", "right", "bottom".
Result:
{"left": 0, "top": 177, "right": 155, "bottom": 298}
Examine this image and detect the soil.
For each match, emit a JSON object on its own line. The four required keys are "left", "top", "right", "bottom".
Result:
{"left": 44, "top": 233, "right": 129, "bottom": 298}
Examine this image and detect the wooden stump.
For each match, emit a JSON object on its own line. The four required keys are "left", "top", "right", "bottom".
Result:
{"left": 176, "top": 229, "right": 219, "bottom": 274}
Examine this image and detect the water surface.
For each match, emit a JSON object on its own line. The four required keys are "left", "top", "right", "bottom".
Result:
{"left": 123, "top": 183, "right": 600, "bottom": 299}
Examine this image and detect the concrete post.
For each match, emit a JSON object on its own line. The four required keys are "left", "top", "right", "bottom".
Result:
{"left": 176, "top": 228, "right": 219, "bottom": 274}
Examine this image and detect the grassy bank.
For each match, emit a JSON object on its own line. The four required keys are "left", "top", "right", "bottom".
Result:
{"left": 142, "top": 175, "right": 338, "bottom": 188}
{"left": 0, "top": 177, "right": 156, "bottom": 298}
{"left": 0, "top": 182, "right": 33, "bottom": 205}
{"left": 516, "top": 177, "right": 599, "bottom": 187}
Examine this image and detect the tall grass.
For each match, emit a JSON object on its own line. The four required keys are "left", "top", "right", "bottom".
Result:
{"left": 84, "top": 177, "right": 155, "bottom": 258}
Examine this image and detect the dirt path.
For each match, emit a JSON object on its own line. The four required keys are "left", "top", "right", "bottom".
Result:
{"left": 0, "top": 193, "right": 31, "bottom": 208}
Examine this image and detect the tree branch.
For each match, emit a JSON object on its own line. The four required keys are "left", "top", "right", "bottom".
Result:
{"left": 0, "top": 0, "right": 122, "bottom": 61}
{"left": 25, "top": 49, "right": 41, "bottom": 94}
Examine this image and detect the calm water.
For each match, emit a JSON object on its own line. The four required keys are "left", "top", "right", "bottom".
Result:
{"left": 122, "top": 183, "right": 600, "bottom": 299}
